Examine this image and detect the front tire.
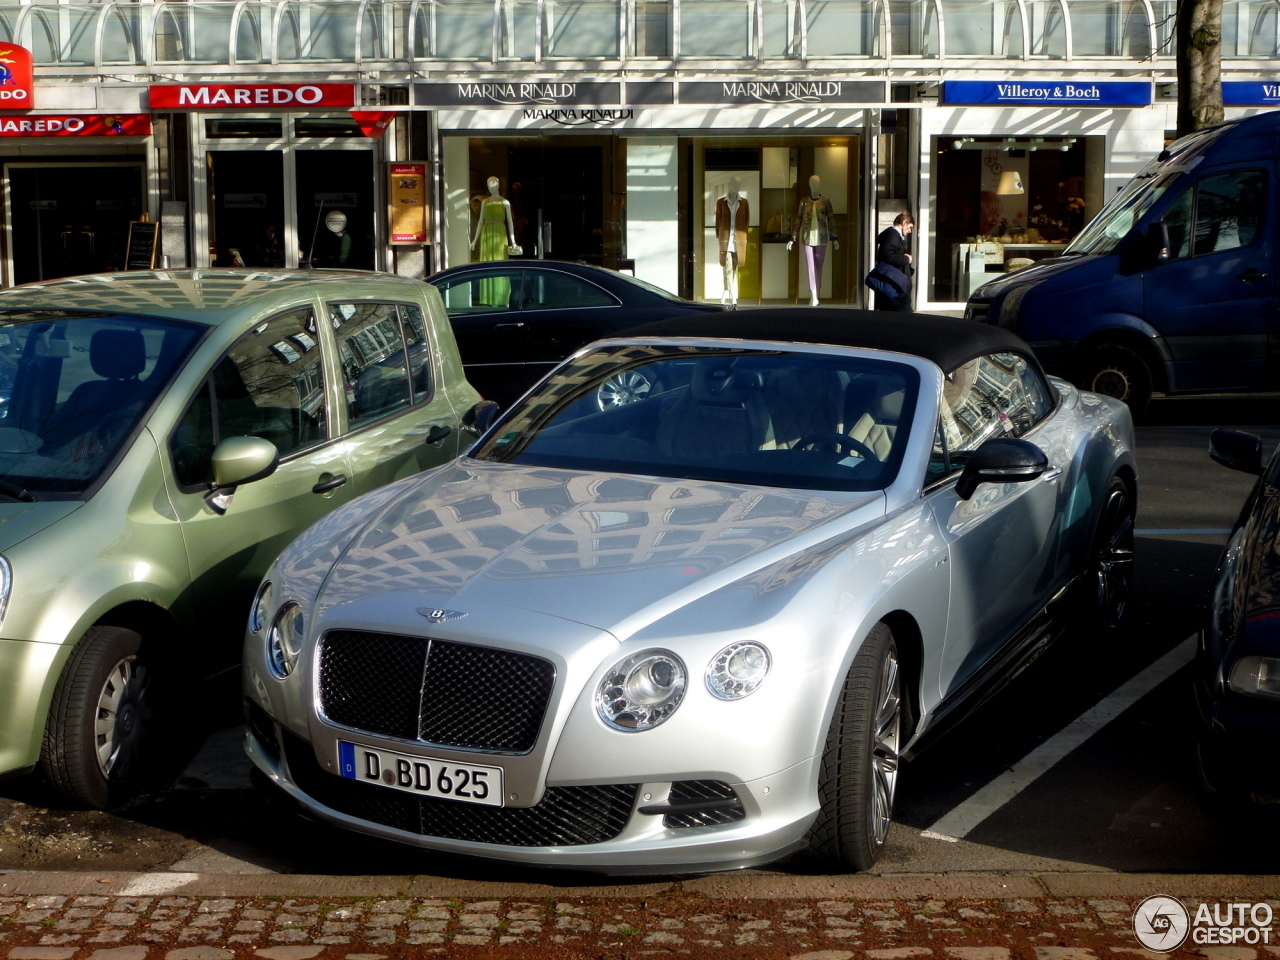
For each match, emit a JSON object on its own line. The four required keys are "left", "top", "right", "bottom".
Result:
{"left": 805, "top": 623, "right": 902, "bottom": 871}
{"left": 40, "top": 626, "right": 152, "bottom": 809}
{"left": 1086, "top": 476, "right": 1136, "bottom": 630}
{"left": 1075, "top": 344, "right": 1153, "bottom": 414}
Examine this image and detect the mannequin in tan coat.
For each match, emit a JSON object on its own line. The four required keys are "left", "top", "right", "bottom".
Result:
{"left": 714, "top": 175, "right": 749, "bottom": 307}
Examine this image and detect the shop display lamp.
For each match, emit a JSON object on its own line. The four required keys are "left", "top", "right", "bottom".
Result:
{"left": 996, "top": 171, "right": 1024, "bottom": 195}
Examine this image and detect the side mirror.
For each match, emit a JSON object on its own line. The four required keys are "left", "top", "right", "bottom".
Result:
{"left": 1152, "top": 219, "right": 1172, "bottom": 263}
{"left": 463, "top": 400, "right": 500, "bottom": 435}
{"left": 955, "top": 437, "right": 1049, "bottom": 501}
{"left": 1210, "top": 428, "right": 1263, "bottom": 475}
{"left": 211, "top": 435, "right": 280, "bottom": 489}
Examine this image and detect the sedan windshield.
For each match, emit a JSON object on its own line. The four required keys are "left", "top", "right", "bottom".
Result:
{"left": 472, "top": 345, "right": 919, "bottom": 492}
{"left": 0, "top": 311, "right": 203, "bottom": 497}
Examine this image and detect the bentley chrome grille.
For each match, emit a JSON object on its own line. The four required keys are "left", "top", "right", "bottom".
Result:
{"left": 318, "top": 630, "right": 556, "bottom": 752}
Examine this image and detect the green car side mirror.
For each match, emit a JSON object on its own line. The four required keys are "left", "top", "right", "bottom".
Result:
{"left": 211, "top": 436, "right": 280, "bottom": 490}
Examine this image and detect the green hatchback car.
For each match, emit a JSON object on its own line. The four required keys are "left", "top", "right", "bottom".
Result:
{"left": 0, "top": 269, "right": 483, "bottom": 808}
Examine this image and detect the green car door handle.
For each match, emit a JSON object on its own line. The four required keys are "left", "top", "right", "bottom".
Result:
{"left": 312, "top": 473, "right": 349, "bottom": 494}
{"left": 425, "top": 424, "right": 453, "bottom": 445}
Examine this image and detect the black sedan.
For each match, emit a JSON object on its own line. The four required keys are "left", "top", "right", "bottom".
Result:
{"left": 1196, "top": 429, "right": 1280, "bottom": 803}
{"left": 429, "top": 260, "right": 722, "bottom": 409}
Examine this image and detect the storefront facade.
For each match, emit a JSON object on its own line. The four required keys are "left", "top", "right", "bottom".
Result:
{"left": 1, "top": 0, "right": 1277, "bottom": 305}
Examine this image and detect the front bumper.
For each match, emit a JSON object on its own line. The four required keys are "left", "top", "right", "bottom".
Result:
{"left": 0, "top": 637, "right": 71, "bottom": 777}
{"left": 244, "top": 703, "right": 817, "bottom": 874}
{"left": 1193, "top": 647, "right": 1280, "bottom": 794}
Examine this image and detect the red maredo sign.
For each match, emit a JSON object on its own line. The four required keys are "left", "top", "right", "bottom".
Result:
{"left": 0, "top": 114, "right": 151, "bottom": 137}
{"left": 149, "top": 83, "right": 355, "bottom": 110}
{"left": 0, "top": 44, "right": 34, "bottom": 109}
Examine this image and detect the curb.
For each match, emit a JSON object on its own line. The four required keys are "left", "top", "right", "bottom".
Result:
{"left": 2, "top": 872, "right": 1277, "bottom": 901}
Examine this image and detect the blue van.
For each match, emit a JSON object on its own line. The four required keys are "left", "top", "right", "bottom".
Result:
{"left": 965, "top": 112, "right": 1278, "bottom": 412}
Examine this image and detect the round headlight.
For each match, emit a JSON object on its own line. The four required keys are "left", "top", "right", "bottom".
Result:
{"left": 706, "top": 642, "right": 771, "bottom": 700}
{"left": 266, "top": 601, "right": 304, "bottom": 680}
{"left": 249, "top": 580, "right": 273, "bottom": 634}
{"left": 596, "top": 650, "right": 687, "bottom": 731}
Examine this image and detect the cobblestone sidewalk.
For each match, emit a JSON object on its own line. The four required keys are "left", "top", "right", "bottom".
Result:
{"left": 3, "top": 892, "right": 1277, "bottom": 960}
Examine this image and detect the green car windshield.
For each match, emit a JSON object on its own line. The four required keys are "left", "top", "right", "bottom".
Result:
{"left": 0, "top": 311, "right": 204, "bottom": 498}
{"left": 472, "top": 345, "right": 919, "bottom": 492}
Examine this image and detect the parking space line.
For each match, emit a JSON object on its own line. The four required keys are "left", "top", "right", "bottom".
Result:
{"left": 919, "top": 634, "right": 1197, "bottom": 843}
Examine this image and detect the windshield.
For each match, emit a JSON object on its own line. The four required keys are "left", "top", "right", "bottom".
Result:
{"left": 0, "top": 311, "right": 203, "bottom": 497}
{"left": 1065, "top": 172, "right": 1179, "bottom": 256}
{"left": 472, "top": 345, "right": 919, "bottom": 492}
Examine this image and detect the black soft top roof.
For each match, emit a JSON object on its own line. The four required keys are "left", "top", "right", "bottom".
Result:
{"left": 623, "top": 308, "right": 1041, "bottom": 375}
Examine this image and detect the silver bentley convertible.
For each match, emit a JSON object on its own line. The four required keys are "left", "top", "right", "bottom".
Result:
{"left": 243, "top": 310, "right": 1136, "bottom": 874}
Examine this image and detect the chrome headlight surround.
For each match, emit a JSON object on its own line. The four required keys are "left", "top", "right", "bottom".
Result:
{"left": 596, "top": 649, "right": 687, "bottom": 731}
{"left": 706, "top": 641, "right": 771, "bottom": 700}
{"left": 249, "top": 580, "right": 273, "bottom": 634}
{"left": 1228, "top": 655, "right": 1280, "bottom": 700}
{"left": 266, "top": 601, "right": 304, "bottom": 680}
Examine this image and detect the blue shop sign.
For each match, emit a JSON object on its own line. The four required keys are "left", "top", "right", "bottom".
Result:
{"left": 1223, "top": 82, "right": 1280, "bottom": 105}
{"left": 943, "top": 81, "right": 1152, "bottom": 106}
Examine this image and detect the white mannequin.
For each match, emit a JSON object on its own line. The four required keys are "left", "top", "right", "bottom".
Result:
{"left": 716, "top": 175, "right": 746, "bottom": 307}
{"left": 787, "top": 175, "right": 840, "bottom": 306}
{"left": 470, "top": 176, "right": 517, "bottom": 259}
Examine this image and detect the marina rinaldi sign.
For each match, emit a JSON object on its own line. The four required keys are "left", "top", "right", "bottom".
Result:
{"left": 149, "top": 83, "right": 355, "bottom": 109}
{"left": 414, "top": 79, "right": 887, "bottom": 107}
{"left": 943, "top": 80, "right": 1152, "bottom": 106}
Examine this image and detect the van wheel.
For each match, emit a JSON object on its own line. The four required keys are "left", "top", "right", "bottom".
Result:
{"left": 1075, "top": 344, "right": 1152, "bottom": 414}
{"left": 40, "top": 626, "right": 152, "bottom": 809}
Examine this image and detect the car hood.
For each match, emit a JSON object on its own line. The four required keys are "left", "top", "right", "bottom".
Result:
{"left": 0, "top": 500, "right": 83, "bottom": 553}
{"left": 318, "top": 459, "right": 883, "bottom": 637}
{"left": 973, "top": 254, "right": 1084, "bottom": 298}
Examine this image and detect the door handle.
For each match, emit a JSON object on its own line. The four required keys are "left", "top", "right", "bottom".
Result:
{"left": 1238, "top": 269, "right": 1270, "bottom": 283}
{"left": 424, "top": 424, "right": 453, "bottom": 445}
{"left": 1042, "top": 466, "right": 1063, "bottom": 483}
{"left": 312, "top": 473, "right": 348, "bottom": 494}
{"left": 495, "top": 322, "right": 525, "bottom": 331}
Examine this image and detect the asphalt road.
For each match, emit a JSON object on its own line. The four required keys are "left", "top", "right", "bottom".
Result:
{"left": 2, "top": 393, "right": 1279, "bottom": 883}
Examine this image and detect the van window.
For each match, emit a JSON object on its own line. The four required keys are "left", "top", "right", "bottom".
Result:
{"left": 1161, "top": 169, "right": 1266, "bottom": 262}
{"left": 1191, "top": 170, "right": 1266, "bottom": 256}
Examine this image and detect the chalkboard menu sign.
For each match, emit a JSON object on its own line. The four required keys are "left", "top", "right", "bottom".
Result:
{"left": 125, "top": 219, "right": 159, "bottom": 270}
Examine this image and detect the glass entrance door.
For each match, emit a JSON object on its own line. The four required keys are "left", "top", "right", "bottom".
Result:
{"left": 197, "top": 116, "right": 380, "bottom": 271}
{"left": 296, "top": 150, "right": 375, "bottom": 270}
{"left": 207, "top": 151, "right": 285, "bottom": 268}
{"left": 6, "top": 163, "right": 145, "bottom": 283}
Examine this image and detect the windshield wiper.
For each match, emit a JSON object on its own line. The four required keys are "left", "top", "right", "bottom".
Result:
{"left": 0, "top": 479, "right": 38, "bottom": 502}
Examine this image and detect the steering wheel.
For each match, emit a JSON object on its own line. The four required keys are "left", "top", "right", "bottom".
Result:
{"left": 796, "top": 432, "right": 877, "bottom": 462}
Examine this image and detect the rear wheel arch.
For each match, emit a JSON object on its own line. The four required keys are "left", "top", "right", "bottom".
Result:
{"left": 1070, "top": 330, "right": 1170, "bottom": 395}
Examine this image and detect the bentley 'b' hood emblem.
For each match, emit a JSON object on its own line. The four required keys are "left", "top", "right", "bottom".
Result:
{"left": 417, "top": 608, "right": 468, "bottom": 623}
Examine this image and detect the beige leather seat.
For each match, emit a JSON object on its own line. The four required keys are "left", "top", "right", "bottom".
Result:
{"left": 846, "top": 378, "right": 904, "bottom": 462}
{"left": 655, "top": 362, "right": 771, "bottom": 460}
{"left": 760, "top": 366, "right": 845, "bottom": 450}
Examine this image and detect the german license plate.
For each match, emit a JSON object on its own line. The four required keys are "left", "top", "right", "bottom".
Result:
{"left": 338, "top": 741, "right": 503, "bottom": 807}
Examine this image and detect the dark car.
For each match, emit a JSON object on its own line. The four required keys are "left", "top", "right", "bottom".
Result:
{"left": 429, "top": 260, "right": 722, "bottom": 409}
{"left": 1195, "top": 428, "right": 1280, "bottom": 802}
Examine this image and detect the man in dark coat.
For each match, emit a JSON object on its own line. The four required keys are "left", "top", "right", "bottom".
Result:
{"left": 874, "top": 212, "right": 914, "bottom": 312}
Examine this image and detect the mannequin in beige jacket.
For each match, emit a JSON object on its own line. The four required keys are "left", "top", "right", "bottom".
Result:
{"left": 714, "top": 176, "right": 749, "bottom": 307}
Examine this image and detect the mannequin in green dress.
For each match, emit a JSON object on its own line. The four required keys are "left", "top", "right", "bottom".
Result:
{"left": 470, "top": 176, "right": 517, "bottom": 306}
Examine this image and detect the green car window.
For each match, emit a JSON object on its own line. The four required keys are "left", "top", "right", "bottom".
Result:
{"left": 172, "top": 307, "right": 328, "bottom": 488}
{"left": 0, "top": 311, "right": 202, "bottom": 497}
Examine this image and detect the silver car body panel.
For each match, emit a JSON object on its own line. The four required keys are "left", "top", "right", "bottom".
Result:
{"left": 244, "top": 340, "right": 1135, "bottom": 871}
